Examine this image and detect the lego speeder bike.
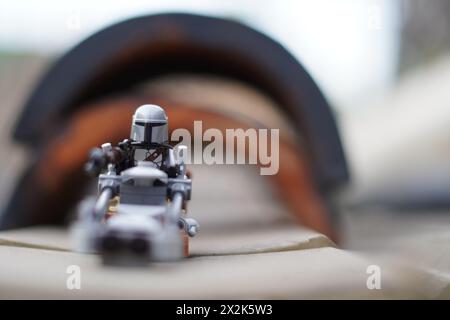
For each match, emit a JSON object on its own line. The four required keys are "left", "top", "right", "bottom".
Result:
{"left": 71, "top": 104, "right": 199, "bottom": 263}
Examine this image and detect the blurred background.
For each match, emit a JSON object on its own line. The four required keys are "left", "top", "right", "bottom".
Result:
{"left": 1, "top": 0, "right": 450, "bottom": 260}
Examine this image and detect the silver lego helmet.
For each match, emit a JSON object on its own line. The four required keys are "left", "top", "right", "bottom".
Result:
{"left": 130, "top": 104, "right": 168, "bottom": 146}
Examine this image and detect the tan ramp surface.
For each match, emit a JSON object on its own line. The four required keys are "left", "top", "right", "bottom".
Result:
{"left": 0, "top": 245, "right": 426, "bottom": 299}
{"left": 0, "top": 226, "right": 445, "bottom": 299}
{"left": 0, "top": 225, "right": 334, "bottom": 256}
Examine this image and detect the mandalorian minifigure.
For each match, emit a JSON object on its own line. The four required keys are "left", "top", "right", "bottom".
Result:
{"left": 72, "top": 104, "right": 199, "bottom": 264}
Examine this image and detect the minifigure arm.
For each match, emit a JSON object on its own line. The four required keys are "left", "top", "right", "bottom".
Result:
{"left": 84, "top": 141, "right": 129, "bottom": 176}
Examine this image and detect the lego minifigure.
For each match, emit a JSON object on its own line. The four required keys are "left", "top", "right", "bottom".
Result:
{"left": 72, "top": 104, "right": 199, "bottom": 264}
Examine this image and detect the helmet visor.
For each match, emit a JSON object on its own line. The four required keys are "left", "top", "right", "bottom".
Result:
{"left": 132, "top": 121, "right": 167, "bottom": 145}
